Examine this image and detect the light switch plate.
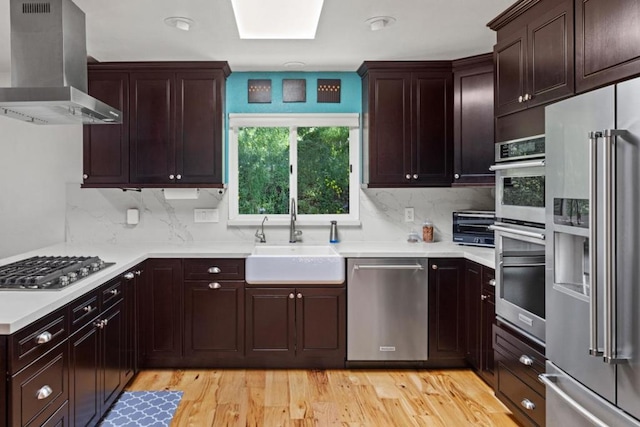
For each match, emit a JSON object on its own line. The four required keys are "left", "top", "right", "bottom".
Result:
{"left": 404, "top": 207, "right": 414, "bottom": 222}
{"left": 194, "top": 209, "right": 219, "bottom": 223}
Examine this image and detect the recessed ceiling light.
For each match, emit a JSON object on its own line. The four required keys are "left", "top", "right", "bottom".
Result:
{"left": 164, "top": 17, "right": 195, "bottom": 32}
{"left": 231, "top": 0, "right": 325, "bottom": 39}
{"left": 283, "top": 61, "right": 306, "bottom": 69}
{"left": 365, "top": 16, "right": 396, "bottom": 32}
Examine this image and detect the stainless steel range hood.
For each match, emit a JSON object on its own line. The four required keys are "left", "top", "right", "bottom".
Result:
{"left": 0, "top": 0, "right": 122, "bottom": 125}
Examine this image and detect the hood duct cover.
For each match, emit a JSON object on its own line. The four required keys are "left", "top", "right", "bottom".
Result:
{"left": 0, "top": 0, "right": 122, "bottom": 125}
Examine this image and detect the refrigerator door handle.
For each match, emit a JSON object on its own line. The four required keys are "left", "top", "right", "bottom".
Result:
{"left": 539, "top": 374, "right": 609, "bottom": 427}
{"left": 588, "top": 131, "right": 603, "bottom": 357}
{"left": 602, "top": 129, "right": 628, "bottom": 364}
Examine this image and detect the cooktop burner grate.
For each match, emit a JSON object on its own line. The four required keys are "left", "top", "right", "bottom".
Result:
{"left": 0, "top": 256, "right": 114, "bottom": 290}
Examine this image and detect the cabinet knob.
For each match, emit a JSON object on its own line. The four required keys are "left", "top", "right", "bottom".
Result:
{"left": 520, "top": 399, "right": 536, "bottom": 411}
{"left": 208, "top": 267, "right": 221, "bottom": 274}
{"left": 405, "top": 174, "right": 411, "bottom": 180}
{"left": 169, "top": 174, "right": 175, "bottom": 180}
{"left": 431, "top": 264, "right": 438, "bottom": 270}
{"left": 481, "top": 294, "right": 488, "bottom": 301}
{"left": 454, "top": 173, "right": 460, "bottom": 179}
{"left": 289, "top": 293, "right": 295, "bottom": 299}
{"left": 488, "top": 279, "right": 496, "bottom": 287}
{"left": 518, "top": 95, "right": 524, "bottom": 103}
{"left": 110, "top": 289, "right": 120, "bottom": 296}
{"left": 524, "top": 93, "right": 532, "bottom": 101}
{"left": 94, "top": 320, "right": 105, "bottom": 329}
{"left": 208, "top": 282, "right": 222, "bottom": 289}
{"left": 36, "top": 385, "right": 53, "bottom": 400}
{"left": 35, "top": 331, "right": 52, "bottom": 344}
{"left": 124, "top": 272, "right": 135, "bottom": 280}
{"left": 297, "top": 293, "right": 302, "bottom": 299}
{"left": 176, "top": 174, "right": 182, "bottom": 180}
{"left": 135, "top": 270, "right": 143, "bottom": 276}
{"left": 83, "top": 305, "right": 93, "bottom": 313}
{"left": 412, "top": 174, "right": 418, "bottom": 180}
{"left": 519, "top": 355, "right": 534, "bottom": 366}
{"left": 82, "top": 174, "right": 88, "bottom": 179}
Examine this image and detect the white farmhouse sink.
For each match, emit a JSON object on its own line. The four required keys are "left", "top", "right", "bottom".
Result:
{"left": 246, "top": 245, "right": 345, "bottom": 285}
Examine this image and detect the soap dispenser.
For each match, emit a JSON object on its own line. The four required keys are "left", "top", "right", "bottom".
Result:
{"left": 329, "top": 221, "right": 339, "bottom": 243}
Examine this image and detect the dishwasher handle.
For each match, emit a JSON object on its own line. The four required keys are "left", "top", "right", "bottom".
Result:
{"left": 353, "top": 264, "right": 425, "bottom": 271}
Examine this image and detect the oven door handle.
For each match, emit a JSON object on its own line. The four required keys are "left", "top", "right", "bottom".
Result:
{"left": 488, "top": 224, "right": 545, "bottom": 241}
{"left": 489, "top": 159, "right": 545, "bottom": 171}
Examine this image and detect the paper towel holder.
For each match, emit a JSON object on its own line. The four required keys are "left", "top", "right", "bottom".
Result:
{"left": 162, "top": 188, "right": 200, "bottom": 200}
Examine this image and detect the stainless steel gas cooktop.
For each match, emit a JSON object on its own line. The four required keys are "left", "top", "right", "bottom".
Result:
{"left": 0, "top": 256, "right": 115, "bottom": 290}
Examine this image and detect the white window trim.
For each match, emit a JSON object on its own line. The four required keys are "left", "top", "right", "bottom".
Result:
{"left": 228, "top": 113, "right": 360, "bottom": 226}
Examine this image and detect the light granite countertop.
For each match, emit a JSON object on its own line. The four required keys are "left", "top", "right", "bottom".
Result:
{"left": 0, "top": 241, "right": 494, "bottom": 334}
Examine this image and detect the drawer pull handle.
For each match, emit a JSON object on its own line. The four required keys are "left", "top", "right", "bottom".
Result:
{"left": 94, "top": 320, "right": 105, "bottom": 329}
{"left": 124, "top": 272, "right": 135, "bottom": 280}
{"left": 110, "top": 289, "right": 120, "bottom": 296}
{"left": 36, "top": 385, "right": 53, "bottom": 400}
{"left": 208, "top": 282, "right": 222, "bottom": 289}
{"left": 83, "top": 305, "right": 93, "bottom": 313}
{"left": 35, "top": 332, "right": 52, "bottom": 344}
{"left": 520, "top": 399, "right": 536, "bottom": 411}
{"left": 208, "top": 267, "right": 221, "bottom": 274}
{"left": 519, "top": 355, "right": 534, "bottom": 366}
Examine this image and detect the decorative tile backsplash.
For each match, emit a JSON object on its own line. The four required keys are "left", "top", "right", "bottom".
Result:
{"left": 65, "top": 184, "right": 494, "bottom": 244}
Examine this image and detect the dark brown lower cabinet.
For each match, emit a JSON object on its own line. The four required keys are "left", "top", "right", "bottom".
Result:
{"left": 465, "top": 261, "right": 496, "bottom": 387}
{"left": 428, "top": 259, "right": 466, "bottom": 363}
{"left": 494, "top": 321, "right": 546, "bottom": 427}
{"left": 1, "top": 336, "right": 6, "bottom": 427}
{"left": 245, "top": 286, "right": 346, "bottom": 368}
{"left": 139, "top": 259, "right": 183, "bottom": 367}
{"left": 69, "top": 321, "right": 100, "bottom": 427}
{"left": 184, "top": 280, "right": 245, "bottom": 364}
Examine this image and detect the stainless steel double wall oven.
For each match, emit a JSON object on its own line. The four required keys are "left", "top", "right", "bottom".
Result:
{"left": 490, "top": 135, "right": 546, "bottom": 344}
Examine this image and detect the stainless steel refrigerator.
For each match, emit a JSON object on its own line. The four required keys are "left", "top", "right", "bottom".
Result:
{"left": 543, "top": 77, "right": 640, "bottom": 426}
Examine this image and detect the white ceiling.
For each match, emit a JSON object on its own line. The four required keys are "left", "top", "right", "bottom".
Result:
{"left": 0, "top": 0, "right": 514, "bottom": 73}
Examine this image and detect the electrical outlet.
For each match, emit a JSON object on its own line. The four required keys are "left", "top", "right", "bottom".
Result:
{"left": 404, "top": 207, "right": 415, "bottom": 222}
{"left": 194, "top": 209, "right": 219, "bottom": 223}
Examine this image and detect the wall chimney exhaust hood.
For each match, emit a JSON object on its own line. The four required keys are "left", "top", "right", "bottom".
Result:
{"left": 0, "top": 0, "right": 122, "bottom": 125}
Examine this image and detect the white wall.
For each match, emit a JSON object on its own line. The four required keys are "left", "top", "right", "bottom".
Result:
{"left": 0, "top": 73, "right": 83, "bottom": 258}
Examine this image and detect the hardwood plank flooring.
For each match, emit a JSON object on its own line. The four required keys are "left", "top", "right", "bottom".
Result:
{"left": 127, "top": 369, "right": 518, "bottom": 427}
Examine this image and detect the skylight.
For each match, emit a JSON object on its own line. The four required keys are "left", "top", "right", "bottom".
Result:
{"left": 230, "top": 0, "right": 325, "bottom": 39}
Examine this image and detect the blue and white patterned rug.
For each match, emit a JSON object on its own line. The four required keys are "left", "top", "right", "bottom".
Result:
{"left": 99, "top": 391, "right": 183, "bottom": 427}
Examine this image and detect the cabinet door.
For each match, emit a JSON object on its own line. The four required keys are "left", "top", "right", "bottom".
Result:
{"left": 83, "top": 71, "right": 129, "bottom": 185}
{"left": 130, "top": 72, "right": 175, "bottom": 184}
{"left": 526, "top": 0, "right": 574, "bottom": 107}
{"left": 481, "top": 268, "right": 496, "bottom": 385}
{"left": 140, "top": 259, "right": 183, "bottom": 365}
{"left": 464, "top": 261, "right": 482, "bottom": 370}
{"left": 428, "top": 258, "right": 465, "bottom": 360}
{"left": 69, "top": 322, "right": 100, "bottom": 427}
{"left": 100, "top": 304, "right": 124, "bottom": 412}
{"left": 412, "top": 72, "right": 453, "bottom": 186}
{"left": 495, "top": 27, "right": 528, "bottom": 117}
{"left": 453, "top": 58, "right": 495, "bottom": 185}
{"left": 184, "top": 281, "right": 244, "bottom": 360}
{"left": 175, "top": 71, "right": 224, "bottom": 184}
{"left": 245, "top": 288, "right": 295, "bottom": 358}
{"left": 0, "top": 337, "right": 6, "bottom": 427}
{"left": 296, "top": 287, "right": 346, "bottom": 359}
{"left": 367, "top": 72, "right": 412, "bottom": 185}
{"left": 576, "top": 0, "right": 640, "bottom": 92}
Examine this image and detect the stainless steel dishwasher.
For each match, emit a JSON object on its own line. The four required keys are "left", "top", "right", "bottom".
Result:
{"left": 347, "top": 258, "right": 428, "bottom": 361}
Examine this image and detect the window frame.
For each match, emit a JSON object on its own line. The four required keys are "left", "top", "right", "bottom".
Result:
{"left": 228, "top": 113, "right": 360, "bottom": 225}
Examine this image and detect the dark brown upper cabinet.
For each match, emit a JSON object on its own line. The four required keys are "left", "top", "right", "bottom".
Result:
{"left": 83, "top": 62, "right": 230, "bottom": 189}
{"left": 452, "top": 54, "right": 495, "bottom": 186}
{"left": 359, "top": 62, "right": 453, "bottom": 187}
{"left": 83, "top": 71, "right": 130, "bottom": 186}
{"left": 576, "top": 0, "right": 640, "bottom": 93}
{"left": 490, "top": 0, "right": 574, "bottom": 117}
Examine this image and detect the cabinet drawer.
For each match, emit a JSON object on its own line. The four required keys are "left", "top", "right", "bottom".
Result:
{"left": 10, "top": 310, "right": 67, "bottom": 373}
{"left": 493, "top": 324, "right": 545, "bottom": 392}
{"left": 183, "top": 259, "right": 245, "bottom": 281}
{"left": 10, "top": 343, "right": 69, "bottom": 427}
{"left": 496, "top": 361, "right": 545, "bottom": 427}
{"left": 69, "top": 292, "right": 99, "bottom": 335}
{"left": 101, "top": 278, "right": 124, "bottom": 310}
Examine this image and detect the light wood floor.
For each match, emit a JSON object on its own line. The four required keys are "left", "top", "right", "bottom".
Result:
{"left": 127, "top": 369, "right": 518, "bottom": 427}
